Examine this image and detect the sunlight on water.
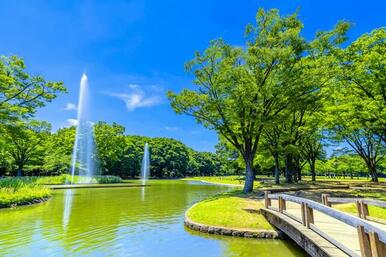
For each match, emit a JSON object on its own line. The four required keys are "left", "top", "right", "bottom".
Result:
{"left": 0, "top": 181, "right": 307, "bottom": 257}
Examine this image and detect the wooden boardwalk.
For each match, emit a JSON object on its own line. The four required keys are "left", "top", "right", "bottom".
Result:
{"left": 261, "top": 193, "right": 386, "bottom": 257}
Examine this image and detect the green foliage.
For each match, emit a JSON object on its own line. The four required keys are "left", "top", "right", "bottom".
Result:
{"left": 168, "top": 8, "right": 351, "bottom": 191}
{"left": 0, "top": 55, "right": 66, "bottom": 123}
{"left": 0, "top": 177, "right": 51, "bottom": 208}
{"left": 324, "top": 28, "right": 386, "bottom": 181}
{"left": 93, "top": 175, "right": 122, "bottom": 184}
{"left": 43, "top": 127, "right": 75, "bottom": 175}
{"left": 3, "top": 120, "right": 51, "bottom": 176}
{"left": 150, "top": 137, "right": 190, "bottom": 177}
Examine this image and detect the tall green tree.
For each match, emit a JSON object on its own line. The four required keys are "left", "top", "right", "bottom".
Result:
{"left": 325, "top": 28, "right": 386, "bottom": 182}
{"left": 169, "top": 9, "right": 309, "bottom": 192}
{"left": 4, "top": 120, "right": 50, "bottom": 176}
{"left": 94, "top": 122, "right": 126, "bottom": 176}
{"left": 0, "top": 56, "right": 66, "bottom": 122}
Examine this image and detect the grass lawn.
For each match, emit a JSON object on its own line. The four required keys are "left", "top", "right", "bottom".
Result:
{"left": 184, "top": 175, "right": 386, "bottom": 191}
{"left": 183, "top": 176, "right": 248, "bottom": 186}
{"left": 334, "top": 203, "right": 386, "bottom": 220}
{"left": 186, "top": 192, "right": 274, "bottom": 231}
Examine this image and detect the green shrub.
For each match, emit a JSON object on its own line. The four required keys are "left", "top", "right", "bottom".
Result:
{"left": 0, "top": 177, "right": 51, "bottom": 208}
{"left": 93, "top": 175, "right": 122, "bottom": 184}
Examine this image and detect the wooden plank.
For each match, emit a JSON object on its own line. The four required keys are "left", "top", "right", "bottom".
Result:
{"left": 327, "top": 197, "right": 386, "bottom": 208}
{"left": 283, "top": 210, "right": 303, "bottom": 224}
{"left": 357, "top": 225, "right": 372, "bottom": 257}
{"left": 273, "top": 193, "right": 386, "bottom": 243}
{"left": 278, "top": 196, "right": 283, "bottom": 213}
{"left": 264, "top": 191, "right": 271, "bottom": 208}
{"left": 301, "top": 202, "right": 306, "bottom": 226}
{"left": 310, "top": 224, "right": 360, "bottom": 257}
{"left": 361, "top": 203, "right": 369, "bottom": 220}
{"left": 369, "top": 232, "right": 384, "bottom": 257}
{"left": 305, "top": 204, "right": 314, "bottom": 228}
{"left": 356, "top": 201, "right": 362, "bottom": 218}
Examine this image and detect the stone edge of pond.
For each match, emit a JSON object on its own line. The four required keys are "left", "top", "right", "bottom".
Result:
{"left": 0, "top": 196, "right": 51, "bottom": 209}
{"left": 184, "top": 205, "right": 281, "bottom": 239}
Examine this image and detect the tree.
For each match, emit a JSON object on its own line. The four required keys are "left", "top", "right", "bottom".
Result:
{"left": 168, "top": 9, "right": 309, "bottom": 192}
{"left": 0, "top": 56, "right": 66, "bottom": 123}
{"left": 4, "top": 120, "right": 50, "bottom": 176}
{"left": 149, "top": 138, "right": 189, "bottom": 178}
{"left": 94, "top": 122, "right": 126, "bottom": 176}
{"left": 300, "top": 134, "right": 324, "bottom": 181}
{"left": 43, "top": 127, "right": 75, "bottom": 175}
{"left": 325, "top": 28, "right": 386, "bottom": 182}
{"left": 339, "top": 28, "right": 386, "bottom": 143}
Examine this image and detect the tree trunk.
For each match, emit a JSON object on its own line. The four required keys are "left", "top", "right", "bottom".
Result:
{"left": 310, "top": 161, "right": 316, "bottom": 181}
{"left": 367, "top": 163, "right": 378, "bottom": 182}
{"left": 274, "top": 153, "right": 280, "bottom": 185}
{"left": 17, "top": 165, "right": 23, "bottom": 177}
{"left": 243, "top": 156, "right": 255, "bottom": 193}
{"left": 285, "top": 155, "right": 293, "bottom": 183}
{"left": 293, "top": 157, "right": 301, "bottom": 182}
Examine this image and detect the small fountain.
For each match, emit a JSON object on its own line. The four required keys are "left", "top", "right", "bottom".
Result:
{"left": 69, "top": 73, "right": 96, "bottom": 184}
{"left": 140, "top": 143, "right": 150, "bottom": 185}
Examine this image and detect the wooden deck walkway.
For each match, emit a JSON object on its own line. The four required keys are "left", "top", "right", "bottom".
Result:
{"left": 261, "top": 193, "right": 386, "bottom": 257}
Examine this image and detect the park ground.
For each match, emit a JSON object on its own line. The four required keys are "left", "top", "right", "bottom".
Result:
{"left": 1, "top": 175, "right": 385, "bottom": 232}
{"left": 184, "top": 175, "right": 386, "bottom": 232}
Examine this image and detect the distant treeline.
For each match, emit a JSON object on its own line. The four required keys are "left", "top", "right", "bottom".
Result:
{"left": 0, "top": 121, "right": 225, "bottom": 178}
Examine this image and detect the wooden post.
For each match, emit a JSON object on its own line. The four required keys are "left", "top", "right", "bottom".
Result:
{"left": 369, "top": 232, "right": 385, "bottom": 257}
{"left": 321, "top": 194, "right": 331, "bottom": 207}
{"left": 264, "top": 191, "right": 271, "bottom": 208}
{"left": 361, "top": 202, "right": 369, "bottom": 220}
{"left": 305, "top": 204, "right": 314, "bottom": 228}
{"left": 278, "top": 196, "right": 283, "bottom": 212}
{"left": 301, "top": 202, "right": 306, "bottom": 226}
{"left": 357, "top": 225, "right": 372, "bottom": 257}
{"left": 356, "top": 201, "right": 362, "bottom": 218}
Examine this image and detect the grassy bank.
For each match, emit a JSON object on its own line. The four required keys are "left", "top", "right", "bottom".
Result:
{"left": 0, "top": 175, "right": 123, "bottom": 208}
{"left": 0, "top": 177, "right": 51, "bottom": 208}
{"left": 186, "top": 192, "right": 273, "bottom": 231}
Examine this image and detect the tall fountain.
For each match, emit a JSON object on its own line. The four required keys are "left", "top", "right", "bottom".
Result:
{"left": 69, "top": 73, "right": 96, "bottom": 183}
{"left": 140, "top": 143, "right": 150, "bottom": 185}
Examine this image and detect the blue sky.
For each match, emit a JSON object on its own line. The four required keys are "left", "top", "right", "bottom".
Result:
{"left": 0, "top": 0, "right": 385, "bottom": 152}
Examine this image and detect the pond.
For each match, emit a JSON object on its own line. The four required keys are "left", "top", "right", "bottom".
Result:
{"left": 0, "top": 180, "right": 307, "bottom": 257}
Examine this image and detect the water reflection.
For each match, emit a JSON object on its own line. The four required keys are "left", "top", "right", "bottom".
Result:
{"left": 0, "top": 181, "right": 306, "bottom": 257}
{"left": 62, "top": 189, "right": 73, "bottom": 230}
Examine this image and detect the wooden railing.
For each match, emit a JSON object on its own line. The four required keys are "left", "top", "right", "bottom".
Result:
{"left": 264, "top": 191, "right": 386, "bottom": 257}
{"left": 322, "top": 194, "right": 386, "bottom": 225}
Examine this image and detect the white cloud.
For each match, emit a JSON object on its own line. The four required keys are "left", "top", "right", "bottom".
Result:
{"left": 64, "top": 103, "right": 77, "bottom": 111}
{"left": 64, "top": 119, "right": 79, "bottom": 127}
{"left": 106, "top": 85, "right": 162, "bottom": 111}
{"left": 165, "top": 126, "right": 179, "bottom": 131}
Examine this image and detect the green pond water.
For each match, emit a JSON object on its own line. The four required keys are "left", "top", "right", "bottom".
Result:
{"left": 0, "top": 180, "right": 307, "bottom": 257}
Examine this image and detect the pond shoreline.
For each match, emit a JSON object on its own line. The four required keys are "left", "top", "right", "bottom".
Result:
{"left": 1, "top": 196, "right": 50, "bottom": 209}
{"left": 184, "top": 213, "right": 281, "bottom": 239}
